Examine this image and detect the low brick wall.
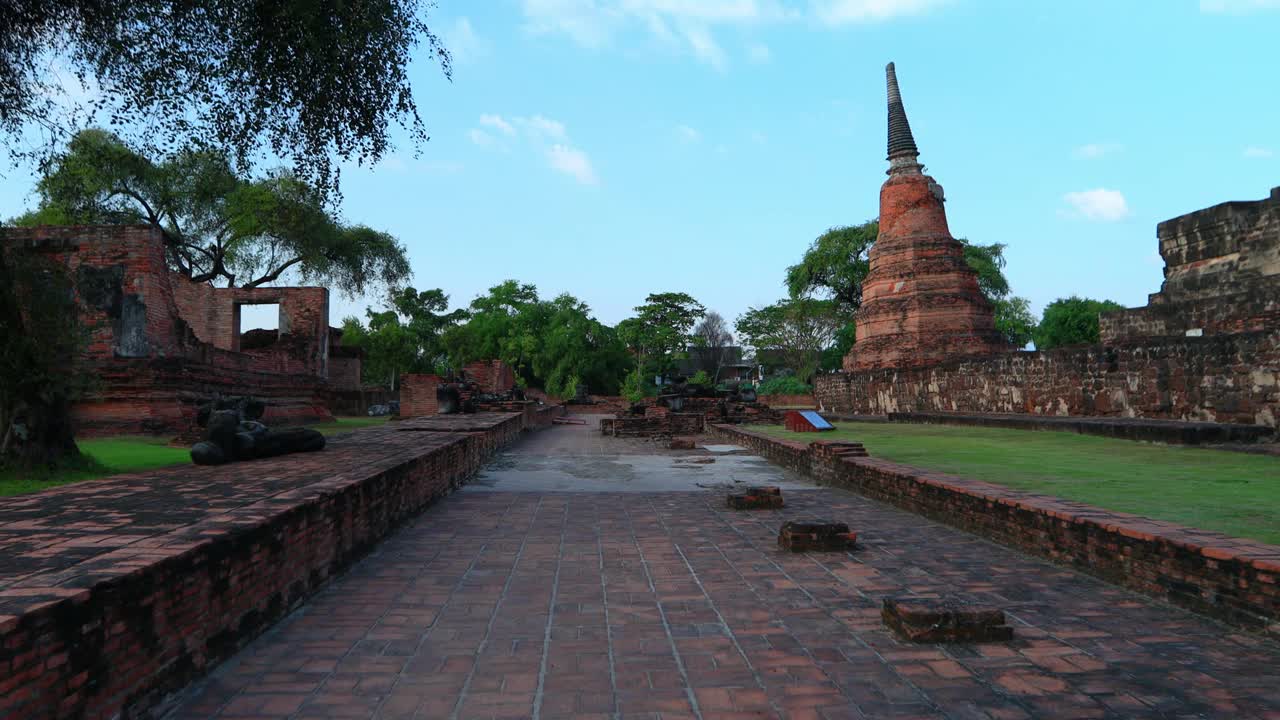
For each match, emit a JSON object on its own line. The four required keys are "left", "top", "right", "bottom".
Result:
{"left": 888, "top": 411, "right": 1274, "bottom": 445}
{"left": 758, "top": 394, "right": 817, "bottom": 408}
{"left": 711, "top": 424, "right": 1280, "bottom": 633}
{"left": 0, "top": 413, "right": 527, "bottom": 720}
{"left": 399, "top": 373, "right": 440, "bottom": 417}
{"left": 599, "top": 413, "right": 705, "bottom": 437}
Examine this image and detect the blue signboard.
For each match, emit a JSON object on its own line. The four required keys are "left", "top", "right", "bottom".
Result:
{"left": 799, "top": 410, "right": 834, "bottom": 430}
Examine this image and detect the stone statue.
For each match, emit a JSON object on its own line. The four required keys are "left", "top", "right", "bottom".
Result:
{"left": 190, "top": 396, "right": 325, "bottom": 465}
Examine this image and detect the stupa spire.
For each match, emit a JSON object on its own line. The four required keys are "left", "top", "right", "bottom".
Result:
{"left": 885, "top": 62, "right": 922, "bottom": 176}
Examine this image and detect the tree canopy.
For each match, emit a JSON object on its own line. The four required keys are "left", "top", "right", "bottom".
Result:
{"left": 1, "top": 0, "right": 451, "bottom": 194}
{"left": 12, "top": 129, "right": 411, "bottom": 294}
{"left": 616, "top": 292, "right": 706, "bottom": 381}
{"left": 735, "top": 298, "right": 842, "bottom": 384}
{"left": 691, "top": 311, "right": 734, "bottom": 375}
{"left": 1034, "top": 296, "right": 1125, "bottom": 350}
{"left": 340, "top": 287, "right": 467, "bottom": 389}
{"left": 441, "top": 281, "right": 632, "bottom": 397}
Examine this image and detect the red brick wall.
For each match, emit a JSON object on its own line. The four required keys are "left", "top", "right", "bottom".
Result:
{"left": 400, "top": 374, "right": 440, "bottom": 417}
{"left": 817, "top": 330, "right": 1280, "bottom": 428}
{"left": 712, "top": 425, "right": 1280, "bottom": 631}
{"left": 0, "top": 415, "right": 527, "bottom": 720}
{"left": 327, "top": 356, "right": 363, "bottom": 391}
{"left": 463, "top": 360, "right": 516, "bottom": 393}
{"left": 759, "top": 394, "right": 817, "bottom": 408}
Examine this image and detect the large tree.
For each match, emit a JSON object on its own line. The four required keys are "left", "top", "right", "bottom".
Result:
{"left": 13, "top": 129, "right": 411, "bottom": 293}
{"left": 736, "top": 298, "right": 842, "bottom": 385}
{"left": 617, "top": 292, "right": 706, "bottom": 382}
{"left": 0, "top": 250, "right": 92, "bottom": 469}
{"left": 1, "top": 0, "right": 451, "bottom": 194}
{"left": 341, "top": 287, "right": 467, "bottom": 389}
{"left": 691, "top": 311, "right": 734, "bottom": 375}
{"left": 1034, "top": 296, "right": 1125, "bottom": 350}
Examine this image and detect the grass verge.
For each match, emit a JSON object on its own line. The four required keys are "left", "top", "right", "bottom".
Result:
{"left": 750, "top": 422, "right": 1280, "bottom": 545}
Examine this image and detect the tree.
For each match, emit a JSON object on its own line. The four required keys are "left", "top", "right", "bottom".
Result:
{"left": 1034, "top": 296, "right": 1125, "bottom": 350}
{"left": 785, "top": 222, "right": 878, "bottom": 312}
{"left": 993, "top": 297, "right": 1037, "bottom": 348}
{"left": 618, "top": 292, "right": 706, "bottom": 381}
{"left": 14, "top": 129, "right": 410, "bottom": 293}
{"left": 1, "top": 0, "right": 452, "bottom": 195}
{"left": 736, "top": 298, "right": 842, "bottom": 384}
{"left": 691, "top": 311, "right": 734, "bottom": 375}
{"left": 341, "top": 287, "right": 467, "bottom": 388}
{"left": 0, "top": 250, "right": 93, "bottom": 469}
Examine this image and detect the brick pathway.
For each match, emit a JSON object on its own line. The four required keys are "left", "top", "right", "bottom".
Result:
{"left": 172, "top": 426, "right": 1280, "bottom": 719}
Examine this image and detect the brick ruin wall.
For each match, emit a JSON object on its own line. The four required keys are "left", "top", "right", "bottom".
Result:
{"left": 712, "top": 425, "right": 1280, "bottom": 632}
{"left": 817, "top": 330, "right": 1279, "bottom": 428}
{"left": 1, "top": 225, "right": 334, "bottom": 435}
{"left": 1102, "top": 187, "right": 1280, "bottom": 342}
{"left": 400, "top": 374, "right": 440, "bottom": 417}
{"left": 463, "top": 359, "right": 516, "bottom": 393}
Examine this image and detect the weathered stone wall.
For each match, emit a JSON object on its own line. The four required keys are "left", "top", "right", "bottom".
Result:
{"left": 1, "top": 225, "right": 334, "bottom": 435}
{"left": 712, "top": 424, "right": 1280, "bottom": 632}
{"left": 1102, "top": 186, "right": 1280, "bottom": 342}
{"left": 400, "top": 374, "right": 440, "bottom": 417}
{"left": 816, "top": 330, "right": 1280, "bottom": 428}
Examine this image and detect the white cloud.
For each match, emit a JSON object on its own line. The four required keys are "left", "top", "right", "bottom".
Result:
{"left": 1244, "top": 146, "right": 1274, "bottom": 158}
{"left": 517, "top": 115, "right": 568, "bottom": 141}
{"left": 676, "top": 124, "right": 701, "bottom": 142}
{"left": 547, "top": 144, "right": 599, "bottom": 185}
{"left": 1062, "top": 189, "right": 1131, "bottom": 222}
{"left": 445, "top": 17, "right": 489, "bottom": 64}
{"left": 1075, "top": 143, "right": 1122, "bottom": 159}
{"left": 813, "top": 0, "right": 949, "bottom": 25}
{"left": 468, "top": 128, "right": 494, "bottom": 147}
{"left": 747, "top": 42, "right": 772, "bottom": 62}
{"left": 520, "top": 0, "right": 795, "bottom": 68}
{"left": 480, "top": 114, "right": 516, "bottom": 136}
{"left": 1200, "top": 0, "right": 1280, "bottom": 13}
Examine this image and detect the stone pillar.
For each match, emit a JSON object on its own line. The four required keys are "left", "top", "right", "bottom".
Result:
{"left": 846, "top": 63, "right": 1006, "bottom": 371}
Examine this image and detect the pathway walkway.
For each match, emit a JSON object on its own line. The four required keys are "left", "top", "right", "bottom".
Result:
{"left": 171, "top": 416, "right": 1280, "bottom": 719}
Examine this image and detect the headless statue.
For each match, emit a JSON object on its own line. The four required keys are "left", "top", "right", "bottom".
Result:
{"left": 191, "top": 397, "right": 325, "bottom": 466}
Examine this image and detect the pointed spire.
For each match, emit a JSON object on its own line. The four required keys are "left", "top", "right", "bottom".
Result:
{"left": 886, "top": 62, "right": 922, "bottom": 176}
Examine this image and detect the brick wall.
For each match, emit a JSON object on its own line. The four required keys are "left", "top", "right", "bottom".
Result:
{"left": 400, "top": 374, "right": 441, "bottom": 417}
{"left": 711, "top": 424, "right": 1280, "bottom": 632}
{"left": 327, "top": 356, "right": 363, "bottom": 391}
{"left": 0, "top": 415, "right": 527, "bottom": 720}
{"left": 463, "top": 360, "right": 516, "bottom": 393}
{"left": 758, "top": 394, "right": 817, "bottom": 408}
{"left": 816, "top": 329, "right": 1280, "bottom": 428}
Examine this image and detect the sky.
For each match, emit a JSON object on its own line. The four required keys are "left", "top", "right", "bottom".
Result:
{"left": 2, "top": 0, "right": 1279, "bottom": 333}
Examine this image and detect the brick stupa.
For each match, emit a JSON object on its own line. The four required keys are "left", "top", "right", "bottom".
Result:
{"left": 845, "top": 63, "right": 1007, "bottom": 371}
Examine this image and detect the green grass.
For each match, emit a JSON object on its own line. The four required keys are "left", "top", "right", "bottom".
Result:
{"left": 751, "top": 422, "right": 1280, "bottom": 545}
{"left": 310, "top": 416, "right": 389, "bottom": 435}
{"left": 0, "top": 417, "right": 388, "bottom": 496}
{"left": 0, "top": 436, "right": 189, "bottom": 496}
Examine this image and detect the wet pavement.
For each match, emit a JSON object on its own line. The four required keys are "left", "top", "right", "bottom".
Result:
{"left": 171, "top": 417, "right": 1280, "bottom": 719}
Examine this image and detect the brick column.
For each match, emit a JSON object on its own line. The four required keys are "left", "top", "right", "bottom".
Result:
{"left": 400, "top": 374, "right": 440, "bottom": 417}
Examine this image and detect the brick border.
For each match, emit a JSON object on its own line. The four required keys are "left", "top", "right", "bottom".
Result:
{"left": 711, "top": 424, "right": 1280, "bottom": 634}
{"left": 0, "top": 412, "right": 540, "bottom": 720}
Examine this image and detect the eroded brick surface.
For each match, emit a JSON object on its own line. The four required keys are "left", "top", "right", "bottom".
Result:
{"left": 778, "top": 520, "right": 857, "bottom": 552}
{"left": 727, "top": 486, "right": 784, "bottom": 510}
{"left": 882, "top": 597, "right": 1015, "bottom": 643}
{"left": 171, "top": 487, "right": 1280, "bottom": 719}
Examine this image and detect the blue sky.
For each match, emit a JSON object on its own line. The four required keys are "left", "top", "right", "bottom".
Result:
{"left": 3, "top": 0, "right": 1279, "bottom": 333}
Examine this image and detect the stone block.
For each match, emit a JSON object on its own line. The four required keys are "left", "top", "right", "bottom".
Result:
{"left": 777, "top": 521, "right": 856, "bottom": 552}
{"left": 881, "top": 597, "right": 1013, "bottom": 643}
{"left": 727, "top": 486, "right": 783, "bottom": 510}
{"left": 669, "top": 437, "right": 696, "bottom": 450}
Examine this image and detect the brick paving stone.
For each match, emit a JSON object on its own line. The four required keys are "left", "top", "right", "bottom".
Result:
{"left": 169, "top": 425, "right": 1280, "bottom": 720}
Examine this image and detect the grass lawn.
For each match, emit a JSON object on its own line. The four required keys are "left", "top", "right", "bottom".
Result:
{"left": 0, "top": 436, "right": 189, "bottom": 496}
{"left": 310, "top": 416, "right": 389, "bottom": 435}
{"left": 0, "top": 417, "right": 388, "bottom": 496}
{"left": 752, "top": 422, "right": 1280, "bottom": 545}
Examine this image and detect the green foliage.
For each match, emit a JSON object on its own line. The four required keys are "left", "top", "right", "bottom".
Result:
{"left": 1034, "top": 296, "right": 1125, "bottom": 349}
{"left": 993, "top": 297, "right": 1037, "bottom": 348}
{"left": 958, "top": 240, "right": 1011, "bottom": 300}
{"left": 617, "top": 292, "right": 706, "bottom": 381}
{"left": 341, "top": 286, "right": 466, "bottom": 388}
{"left": 1, "top": 0, "right": 452, "bottom": 195}
{"left": 736, "top": 298, "right": 841, "bottom": 384}
{"left": 0, "top": 251, "right": 93, "bottom": 468}
{"left": 820, "top": 321, "right": 857, "bottom": 371}
{"left": 785, "top": 222, "right": 878, "bottom": 311}
{"left": 757, "top": 376, "right": 812, "bottom": 396}
{"left": 442, "top": 282, "right": 632, "bottom": 395}
{"left": 620, "top": 370, "right": 646, "bottom": 405}
{"left": 689, "top": 370, "right": 712, "bottom": 386}
{"left": 17, "top": 129, "right": 411, "bottom": 293}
